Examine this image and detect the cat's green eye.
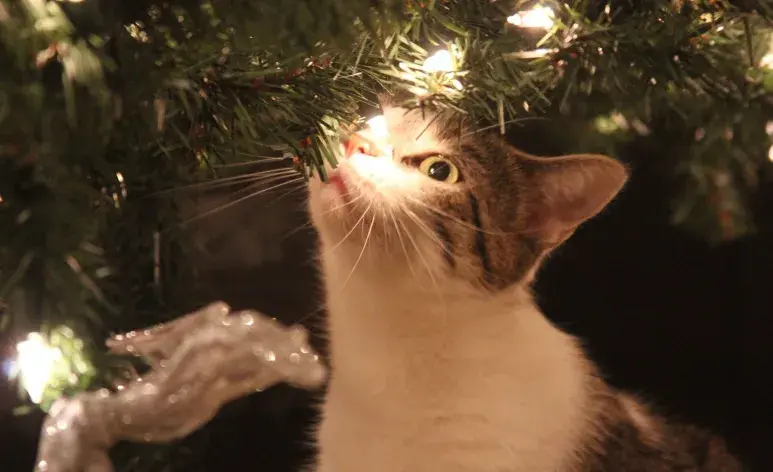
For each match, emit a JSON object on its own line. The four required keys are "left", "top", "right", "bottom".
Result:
{"left": 419, "top": 155, "right": 460, "bottom": 184}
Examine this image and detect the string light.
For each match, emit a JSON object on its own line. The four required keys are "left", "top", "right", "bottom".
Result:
{"left": 15, "top": 333, "right": 62, "bottom": 404}
{"left": 762, "top": 38, "right": 773, "bottom": 69}
{"left": 506, "top": 48, "right": 556, "bottom": 59}
{"left": 767, "top": 121, "right": 773, "bottom": 162}
{"left": 762, "top": 53, "right": 773, "bottom": 69}
{"left": 5, "top": 326, "right": 95, "bottom": 408}
{"left": 395, "top": 46, "right": 465, "bottom": 98}
{"left": 507, "top": 6, "right": 555, "bottom": 29}
{"left": 422, "top": 49, "right": 456, "bottom": 73}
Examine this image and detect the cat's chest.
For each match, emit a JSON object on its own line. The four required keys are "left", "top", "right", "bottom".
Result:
{"left": 316, "top": 310, "right": 591, "bottom": 472}
{"left": 317, "top": 374, "right": 585, "bottom": 472}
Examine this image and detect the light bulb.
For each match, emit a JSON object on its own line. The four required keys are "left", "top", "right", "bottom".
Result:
{"left": 16, "top": 333, "right": 62, "bottom": 404}
{"left": 366, "top": 115, "right": 389, "bottom": 140}
{"left": 422, "top": 50, "right": 455, "bottom": 73}
{"left": 762, "top": 38, "right": 773, "bottom": 69}
{"left": 768, "top": 145, "right": 773, "bottom": 162}
{"left": 507, "top": 6, "right": 555, "bottom": 29}
{"left": 762, "top": 53, "right": 773, "bottom": 69}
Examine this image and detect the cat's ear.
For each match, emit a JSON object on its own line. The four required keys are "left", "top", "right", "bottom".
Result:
{"left": 521, "top": 154, "right": 628, "bottom": 247}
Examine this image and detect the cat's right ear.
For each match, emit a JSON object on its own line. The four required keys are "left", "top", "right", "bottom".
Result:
{"left": 520, "top": 153, "right": 628, "bottom": 247}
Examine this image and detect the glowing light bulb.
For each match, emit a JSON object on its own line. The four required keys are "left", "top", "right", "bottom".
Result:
{"left": 762, "top": 39, "right": 773, "bottom": 69}
{"left": 762, "top": 55, "right": 773, "bottom": 70}
{"left": 16, "top": 333, "right": 62, "bottom": 404}
{"left": 507, "top": 6, "right": 555, "bottom": 29}
{"left": 768, "top": 145, "right": 773, "bottom": 162}
{"left": 422, "top": 50, "right": 455, "bottom": 73}
{"left": 366, "top": 115, "right": 389, "bottom": 140}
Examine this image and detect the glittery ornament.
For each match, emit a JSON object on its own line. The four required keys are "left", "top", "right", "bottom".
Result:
{"left": 34, "top": 302, "right": 326, "bottom": 472}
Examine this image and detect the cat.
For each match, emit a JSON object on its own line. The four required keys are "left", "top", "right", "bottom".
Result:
{"left": 306, "top": 99, "right": 744, "bottom": 472}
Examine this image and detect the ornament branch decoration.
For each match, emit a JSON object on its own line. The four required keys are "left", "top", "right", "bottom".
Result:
{"left": 33, "top": 302, "right": 327, "bottom": 472}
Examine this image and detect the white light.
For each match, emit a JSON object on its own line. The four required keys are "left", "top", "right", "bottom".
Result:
{"left": 768, "top": 145, "right": 773, "bottom": 162}
{"left": 422, "top": 50, "right": 455, "bottom": 73}
{"left": 762, "top": 38, "right": 773, "bottom": 69}
{"left": 762, "top": 53, "right": 773, "bottom": 69}
{"left": 507, "top": 48, "right": 555, "bottom": 59}
{"left": 366, "top": 115, "right": 389, "bottom": 140}
{"left": 766, "top": 121, "right": 773, "bottom": 135}
{"left": 16, "top": 333, "right": 62, "bottom": 404}
{"left": 507, "top": 6, "right": 555, "bottom": 29}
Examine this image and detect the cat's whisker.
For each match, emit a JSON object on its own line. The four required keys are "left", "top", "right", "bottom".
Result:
{"left": 176, "top": 177, "right": 306, "bottom": 228}
{"left": 386, "top": 206, "right": 419, "bottom": 284}
{"left": 321, "top": 194, "right": 366, "bottom": 217}
{"left": 322, "top": 201, "right": 373, "bottom": 257}
{"left": 404, "top": 195, "right": 512, "bottom": 236}
{"left": 210, "top": 156, "right": 291, "bottom": 167}
{"left": 395, "top": 205, "right": 442, "bottom": 299}
{"left": 341, "top": 211, "right": 375, "bottom": 289}
{"left": 225, "top": 171, "right": 302, "bottom": 200}
{"left": 150, "top": 167, "right": 297, "bottom": 196}
{"left": 401, "top": 204, "right": 454, "bottom": 261}
{"left": 284, "top": 194, "right": 367, "bottom": 240}
{"left": 270, "top": 179, "right": 309, "bottom": 203}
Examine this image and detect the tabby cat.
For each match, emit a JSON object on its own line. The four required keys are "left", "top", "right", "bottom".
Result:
{"left": 307, "top": 99, "right": 743, "bottom": 472}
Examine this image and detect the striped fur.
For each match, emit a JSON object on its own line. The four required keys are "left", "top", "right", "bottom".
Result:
{"left": 306, "top": 103, "right": 744, "bottom": 472}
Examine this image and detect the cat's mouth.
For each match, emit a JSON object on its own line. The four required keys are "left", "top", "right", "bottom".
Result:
{"left": 326, "top": 172, "right": 349, "bottom": 200}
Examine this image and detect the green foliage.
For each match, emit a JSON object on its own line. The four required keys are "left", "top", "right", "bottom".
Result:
{"left": 0, "top": 0, "right": 771, "bottom": 421}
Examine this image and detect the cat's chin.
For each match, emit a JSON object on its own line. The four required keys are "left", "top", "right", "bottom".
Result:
{"left": 307, "top": 180, "right": 369, "bottom": 248}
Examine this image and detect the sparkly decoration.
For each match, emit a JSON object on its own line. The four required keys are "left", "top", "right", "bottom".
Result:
{"left": 35, "top": 302, "right": 326, "bottom": 472}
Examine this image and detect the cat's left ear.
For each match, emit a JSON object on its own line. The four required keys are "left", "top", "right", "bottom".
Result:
{"left": 521, "top": 153, "right": 628, "bottom": 247}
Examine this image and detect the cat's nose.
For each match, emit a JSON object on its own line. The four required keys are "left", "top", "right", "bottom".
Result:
{"left": 343, "top": 133, "right": 379, "bottom": 159}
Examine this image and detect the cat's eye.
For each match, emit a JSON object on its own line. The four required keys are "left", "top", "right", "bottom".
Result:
{"left": 418, "top": 156, "right": 460, "bottom": 184}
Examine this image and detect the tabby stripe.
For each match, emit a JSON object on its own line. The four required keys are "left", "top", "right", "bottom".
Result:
{"left": 435, "top": 219, "right": 455, "bottom": 269}
{"left": 513, "top": 236, "right": 540, "bottom": 281}
{"left": 468, "top": 192, "right": 493, "bottom": 283}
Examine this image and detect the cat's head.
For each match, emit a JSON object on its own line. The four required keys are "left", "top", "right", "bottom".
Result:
{"left": 308, "top": 101, "right": 628, "bottom": 292}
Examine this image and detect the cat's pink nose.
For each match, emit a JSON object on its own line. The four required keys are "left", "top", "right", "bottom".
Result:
{"left": 344, "top": 133, "right": 378, "bottom": 159}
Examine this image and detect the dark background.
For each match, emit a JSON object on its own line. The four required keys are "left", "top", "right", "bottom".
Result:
{"left": 1, "top": 129, "right": 772, "bottom": 471}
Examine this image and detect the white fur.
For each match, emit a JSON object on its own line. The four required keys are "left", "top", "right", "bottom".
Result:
{"left": 315, "top": 266, "right": 596, "bottom": 472}
{"left": 309, "top": 107, "right": 599, "bottom": 472}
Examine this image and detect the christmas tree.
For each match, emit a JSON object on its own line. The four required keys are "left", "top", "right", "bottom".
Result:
{"left": 0, "top": 0, "right": 772, "bottom": 470}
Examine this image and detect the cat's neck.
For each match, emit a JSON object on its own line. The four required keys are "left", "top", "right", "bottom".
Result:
{"left": 320, "top": 254, "right": 589, "bottom": 400}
